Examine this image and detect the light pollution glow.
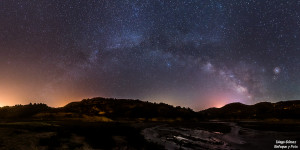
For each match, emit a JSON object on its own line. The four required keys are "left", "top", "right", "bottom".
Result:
{"left": 0, "top": 1, "right": 299, "bottom": 110}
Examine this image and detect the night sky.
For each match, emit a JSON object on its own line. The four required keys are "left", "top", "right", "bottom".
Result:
{"left": 0, "top": 0, "right": 299, "bottom": 110}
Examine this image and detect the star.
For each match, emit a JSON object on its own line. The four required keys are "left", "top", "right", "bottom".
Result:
{"left": 0, "top": 0, "right": 298, "bottom": 110}
{"left": 273, "top": 67, "right": 281, "bottom": 75}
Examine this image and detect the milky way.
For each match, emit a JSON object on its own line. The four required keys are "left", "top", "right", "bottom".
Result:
{"left": 0, "top": 0, "right": 299, "bottom": 110}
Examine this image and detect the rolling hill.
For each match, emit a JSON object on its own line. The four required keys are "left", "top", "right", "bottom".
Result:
{"left": 0, "top": 97, "right": 299, "bottom": 121}
{"left": 199, "top": 100, "right": 300, "bottom": 119}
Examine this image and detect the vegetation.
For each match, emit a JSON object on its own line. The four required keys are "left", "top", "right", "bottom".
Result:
{"left": 0, "top": 98, "right": 299, "bottom": 149}
{"left": 0, "top": 103, "right": 50, "bottom": 119}
{"left": 0, "top": 97, "right": 197, "bottom": 121}
{"left": 0, "top": 98, "right": 299, "bottom": 121}
{"left": 62, "top": 97, "right": 196, "bottom": 120}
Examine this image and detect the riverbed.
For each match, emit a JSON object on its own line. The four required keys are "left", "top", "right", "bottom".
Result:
{"left": 142, "top": 121, "right": 300, "bottom": 150}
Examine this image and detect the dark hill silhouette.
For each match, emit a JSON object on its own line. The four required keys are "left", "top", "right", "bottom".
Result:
{"left": 0, "top": 98, "right": 299, "bottom": 121}
{"left": 199, "top": 100, "right": 300, "bottom": 119}
{"left": 0, "top": 97, "right": 196, "bottom": 121}
{"left": 0, "top": 103, "right": 51, "bottom": 119}
{"left": 62, "top": 97, "right": 196, "bottom": 120}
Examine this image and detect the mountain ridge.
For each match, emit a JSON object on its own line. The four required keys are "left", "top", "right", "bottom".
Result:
{"left": 199, "top": 100, "right": 300, "bottom": 119}
{"left": 0, "top": 97, "right": 299, "bottom": 120}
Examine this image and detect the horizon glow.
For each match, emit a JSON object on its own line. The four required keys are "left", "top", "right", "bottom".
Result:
{"left": 0, "top": 0, "right": 299, "bottom": 110}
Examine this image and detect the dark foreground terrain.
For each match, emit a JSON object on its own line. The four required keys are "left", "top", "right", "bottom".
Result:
{"left": 0, "top": 120, "right": 164, "bottom": 150}
{"left": 0, "top": 98, "right": 299, "bottom": 149}
{"left": 0, "top": 120, "right": 299, "bottom": 150}
{"left": 143, "top": 121, "right": 300, "bottom": 150}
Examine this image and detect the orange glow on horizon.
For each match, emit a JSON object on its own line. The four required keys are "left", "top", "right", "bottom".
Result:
{"left": 194, "top": 91, "right": 248, "bottom": 110}
{"left": 210, "top": 97, "right": 229, "bottom": 108}
{"left": 213, "top": 102, "right": 226, "bottom": 108}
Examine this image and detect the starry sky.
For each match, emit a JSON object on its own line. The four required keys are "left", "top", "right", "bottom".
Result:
{"left": 0, "top": 0, "right": 299, "bottom": 110}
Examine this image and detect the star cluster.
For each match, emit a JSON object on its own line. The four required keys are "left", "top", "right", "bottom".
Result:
{"left": 0, "top": 0, "right": 299, "bottom": 110}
